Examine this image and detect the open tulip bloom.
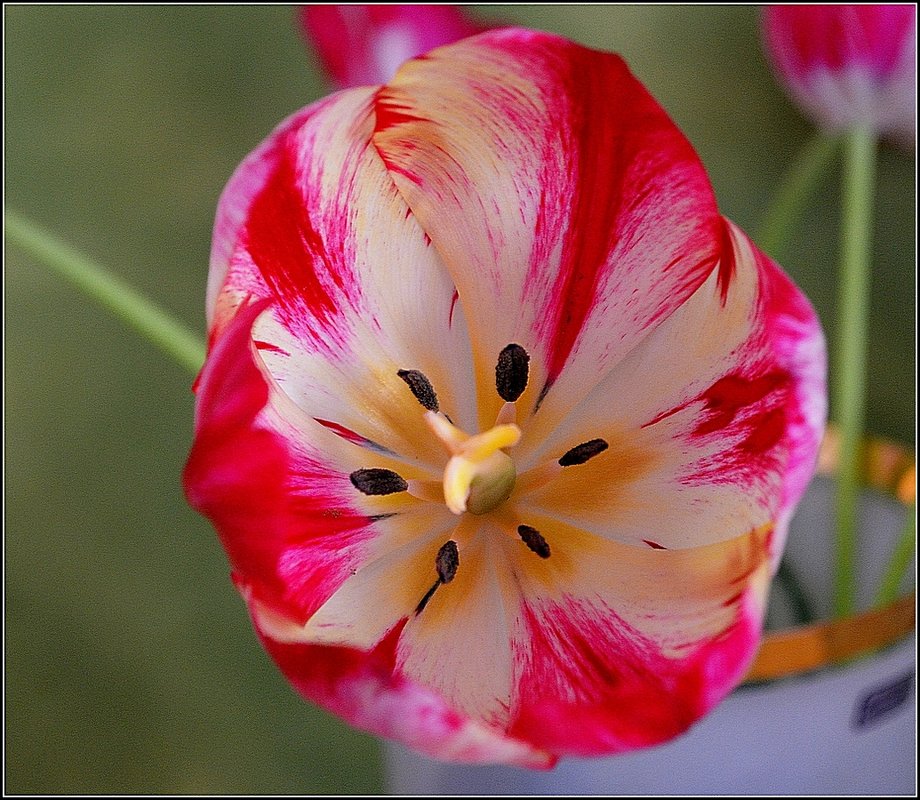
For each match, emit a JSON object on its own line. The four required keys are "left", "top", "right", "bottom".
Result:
{"left": 184, "top": 29, "right": 827, "bottom": 767}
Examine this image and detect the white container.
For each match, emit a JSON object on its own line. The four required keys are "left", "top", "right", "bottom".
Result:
{"left": 385, "top": 467, "right": 916, "bottom": 794}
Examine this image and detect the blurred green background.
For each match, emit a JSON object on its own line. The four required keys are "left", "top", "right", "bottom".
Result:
{"left": 5, "top": 5, "right": 914, "bottom": 794}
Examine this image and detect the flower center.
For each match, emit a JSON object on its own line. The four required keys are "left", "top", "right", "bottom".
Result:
{"left": 424, "top": 411, "right": 520, "bottom": 515}
{"left": 346, "top": 342, "right": 611, "bottom": 611}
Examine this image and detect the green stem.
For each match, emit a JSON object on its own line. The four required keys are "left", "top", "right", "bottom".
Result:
{"left": 874, "top": 502, "right": 916, "bottom": 607}
{"left": 5, "top": 209, "right": 205, "bottom": 375}
{"left": 833, "top": 127, "right": 876, "bottom": 618}
{"left": 756, "top": 131, "right": 840, "bottom": 261}
{"left": 776, "top": 557, "right": 817, "bottom": 625}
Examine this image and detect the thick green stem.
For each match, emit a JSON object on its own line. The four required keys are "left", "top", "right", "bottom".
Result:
{"left": 5, "top": 209, "right": 205, "bottom": 375}
{"left": 874, "top": 503, "right": 916, "bottom": 607}
{"left": 757, "top": 131, "right": 840, "bottom": 261}
{"left": 833, "top": 128, "right": 876, "bottom": 618}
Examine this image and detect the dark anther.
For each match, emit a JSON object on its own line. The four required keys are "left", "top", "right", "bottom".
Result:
{"left": 415, "top": 540, "right": 460, "bottom": 615}
{"left": 495, "top": 343, "right": 530, "bottom": 402}
{"left": 397, "top": 369, "right": 439, "bottom": 411}
{"left": 435, "top": 540, "right": 460, "bottom": 583}
{"left": 559, "top": 438, "right": 609, "bottom": 467}
{"left": 349, "top": 468, "right": 408, "bottom": 495}
{"left": 517, "top": 525, "right": 551, "bottom": 558}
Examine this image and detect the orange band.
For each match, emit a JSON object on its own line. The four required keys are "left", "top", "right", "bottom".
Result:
{"left": 745, "top": 425, "right": 916, "bottom": 683}
{"left": 747, "top": 592, "right": 915, "bottom": 682}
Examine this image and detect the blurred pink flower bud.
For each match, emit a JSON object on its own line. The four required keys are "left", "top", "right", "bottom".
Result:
{"left": 299, "top": 4, "right": 488, "bottom": 89}
{"left": 761, "top": 4, "right": 916, "bottom": 146}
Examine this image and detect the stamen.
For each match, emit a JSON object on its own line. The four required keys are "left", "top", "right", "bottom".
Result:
{"left": 495, "top": 401, "right": 517, "bottom": 426}
{"left": 349, "top": 468, "right": 408, "bottom": 495}
{"left": 435, "top": 539, "right": 460, "bottom": 583}
{"left": 495, "top": 344, "right": 530, "bottom": 402}
{"left": 559, "top": 438, "right": 609, "bottom": 466}
{"left": 415, "top": 581, "right": 440, "bottom": 615}
{"left": 518, "top": 525, "right": 551, "bottom": 558}
{"left": 415, "top": 539, "right": 460, "bottom": 615}
{"left": 406, "top": 479, "right": 444, "bottom": 503}
{"left": 397, "top": 369, "right": 439, "bottom": 412}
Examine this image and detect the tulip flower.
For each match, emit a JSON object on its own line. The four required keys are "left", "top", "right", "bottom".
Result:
{"left": 761, "top": 4, "right": 916, "bottom": 145}
{"left": 298, "top": 4, "right": 487, "bottom": 88}
{"left": 184, "top": 28, "right": 826, "bottom": 767}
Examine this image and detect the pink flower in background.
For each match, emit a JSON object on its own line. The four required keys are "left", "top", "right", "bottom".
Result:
{"left": 761, "top": 4, "right": 916, "bottom": 145}
{"left": 184, "top": 29, "right": 826, "bottom": 766}
{"left": 299, "top": 4, "right": 488, "bottom": 88}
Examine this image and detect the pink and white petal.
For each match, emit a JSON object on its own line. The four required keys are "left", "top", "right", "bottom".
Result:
{"left": 184, "top": 300, "right": 446, "bottom": 626}
{"left": 297, "top": 517, "right": 458, "bottom": 648}
{"left": 500, "top": 515, "right": 772, "bottom": 756}
{"left": 244, "top": 506, "right": 523, "bottom": 740}
{"left": 245, "top": 585, "right": 554, "bottom": 768}
{"left": 274, "top": 520, "right": 517, "bottom": 731}
{"left": 395, "top": 528, "right": 515, "bottom": 728}
{"left": 211, "top": 87, "right": 479, "bottom": 464}
{"left": 372, "top": 28, "right": 723, "bottom": 431}
{"left": 520, "top": 221, "right": 826, "bottom": 560}
{"left": 208, "top": 101, "right": 334, "bottom": 332}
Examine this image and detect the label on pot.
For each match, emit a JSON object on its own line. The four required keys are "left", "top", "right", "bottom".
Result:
{"left": 852, "top": 671, "right": 914, "bottom": 729}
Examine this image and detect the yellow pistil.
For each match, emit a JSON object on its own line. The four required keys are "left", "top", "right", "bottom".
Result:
{"left": 424, "top": 411, "right": 521, "bottom": 515}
